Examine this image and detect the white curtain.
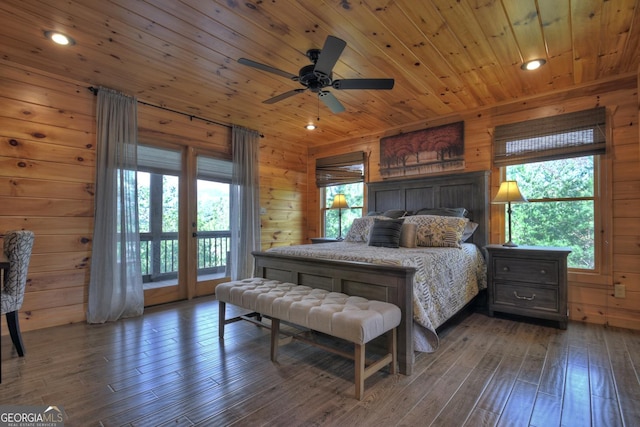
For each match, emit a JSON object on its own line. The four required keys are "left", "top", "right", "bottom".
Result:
{"left": 87, "top": 87, "right": 144, "bottom": 323}
{"left": 230, "top": 125, "right": 261, "bottom": 280}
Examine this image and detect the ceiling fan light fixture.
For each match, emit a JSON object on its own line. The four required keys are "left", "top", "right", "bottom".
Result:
{"left": 238, "top": 35, "right": 394, "bottom": 115}
{"left": 44, "top": 30, "right": 75, "bottom": 46}
{"left": 521, "top": 59, "right": 546, "bottom": 71}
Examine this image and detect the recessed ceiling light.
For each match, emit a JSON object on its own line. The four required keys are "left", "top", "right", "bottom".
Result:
{"left": 521, "top": 59, "right": 546, "bottom": 71}
{"left": 44, "top": 30, "right": 75, "bottom": 46}
{"left": 305, "top": 124, "right": 317, "bottom": 130}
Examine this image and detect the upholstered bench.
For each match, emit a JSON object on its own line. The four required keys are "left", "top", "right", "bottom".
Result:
{"left": 216, "top": 277, "right": 402, "bottom": 400}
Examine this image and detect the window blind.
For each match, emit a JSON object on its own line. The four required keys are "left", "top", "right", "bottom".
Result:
{"left": 315, "top": 151, "right": 365, "bottom": 187}
{"left": 197, "top": 156, "right": 232, "bottom": 182}
{"left": 137, "top": 144, "right": 181, "bottom": 174}
{"left": 493, "top": 107, "right": 606, "bottom": 167}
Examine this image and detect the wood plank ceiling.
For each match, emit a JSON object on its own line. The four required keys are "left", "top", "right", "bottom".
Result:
{"left": 0, "top": 0, "right": 638, "bottom": 147}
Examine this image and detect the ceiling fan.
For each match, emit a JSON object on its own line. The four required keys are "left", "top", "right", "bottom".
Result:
{"left": 238, "top": 35, "right": 394, "bottom": 114}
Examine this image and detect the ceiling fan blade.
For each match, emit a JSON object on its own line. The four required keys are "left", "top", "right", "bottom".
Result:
{"left": 318, "top": 91, "right": 345, "bottom": 113}
{"left": 263, "top": 89, "right": 306, "bottom": 104}
{"left": 332, "top": 78, "right": 395, "bottom": 90}
{"left": 238, "top": 58, "right": 298, "bottom": 80}
{"left": 313, "top": 36, "right": 347, "bottom": 78}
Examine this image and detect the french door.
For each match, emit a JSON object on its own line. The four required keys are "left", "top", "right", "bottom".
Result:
{"left": 139, "top": 144, "right": 231, "bottom": 306}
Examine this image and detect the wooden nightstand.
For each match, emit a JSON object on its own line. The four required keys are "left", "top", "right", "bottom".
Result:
{"left": 310, "top": 237, "right": 341, "bottom": 244}
{"left": 485, "top": 245, "right": 571, "bottom": 329}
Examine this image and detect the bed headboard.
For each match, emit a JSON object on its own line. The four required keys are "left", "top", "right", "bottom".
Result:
{"left": 367, "top": 171, "right": 491, "bottom": 250}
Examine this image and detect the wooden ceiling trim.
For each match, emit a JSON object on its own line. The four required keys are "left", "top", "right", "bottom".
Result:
{"left": 536, "top": 0, "right": 574, "bottom": 89}
{"left": 366, "top": 0, "right": 481, "bottom": 110}
{"left": 1, "top": 0, "right": 638, "bottom": 147}
{"left": 571, "top": 0, "right": 604, "bottom": 84}
{"left": 313, "top": 1, "right": 463, "bottom": 118}
{"left": 499, "top": 0, "right": 554, "bottom": 95}
{"left": 28, "top": 0, "right": 322, "bottom": 134}
{"left": 597, "top": 0, "right": 637, "bottom": 76}
{"left": 57, "top": 0, "right": 286, "bottom": 105}
{"left": 426, "top": 0, "right": 522, "bottom": 103}
{"left": 218, "top": 0, "right": 428, "bottom": 123}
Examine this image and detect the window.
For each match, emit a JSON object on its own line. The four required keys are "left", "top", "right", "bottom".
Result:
{"left": 506, "top": 157, "right": 596, "bottom": 269}
{"left": 316, "top": 151, "right": 366, "bottom": 238}
{"left": 494, "top": 108, "right": 606, "bottom": 271}
{"left": 322, "top": 183, "right": 364, "bottom": 238}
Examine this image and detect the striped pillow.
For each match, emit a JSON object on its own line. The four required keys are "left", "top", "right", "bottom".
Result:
{"left": 368, "top": 218, "right": 404, "bottom": 248}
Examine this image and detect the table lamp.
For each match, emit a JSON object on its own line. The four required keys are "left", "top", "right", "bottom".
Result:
{"left": 330, "top": 194, "right": 349, "bottom": 240}
{"left": 492, "top": 180, "right": 528, "bottom": 247}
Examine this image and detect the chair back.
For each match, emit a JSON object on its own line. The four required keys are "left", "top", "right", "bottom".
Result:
{"left": 1, "top": 230, "right": 35, "bottom": 315}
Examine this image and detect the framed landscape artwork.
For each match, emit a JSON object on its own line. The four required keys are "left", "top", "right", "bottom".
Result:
{"left": 379, "top": 121, "right": 465, "bottom": 178}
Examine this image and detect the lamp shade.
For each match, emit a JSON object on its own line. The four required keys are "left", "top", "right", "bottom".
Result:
{"left": 492, "top": 181, "right": 528, "bottom": 204}
{"left": 330, "top": 194, "right": 350, "bottom": 209}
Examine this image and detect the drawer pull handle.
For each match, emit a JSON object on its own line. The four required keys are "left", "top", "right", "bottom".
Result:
{"left": 502, "top": 267, "right": 509, "bottom": 272}
{"left": 513, "top": 291, "right": 536, "bottom": 301}
{"left": 540, "top": 269, "right": 547, "bottom": 274}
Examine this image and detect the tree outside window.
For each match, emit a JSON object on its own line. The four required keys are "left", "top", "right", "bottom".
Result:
{"left": 323, "top": 182, "right": 364, "bottom": 239}
{"left": 506, "top": 156, "right": 596, "bottom": 269}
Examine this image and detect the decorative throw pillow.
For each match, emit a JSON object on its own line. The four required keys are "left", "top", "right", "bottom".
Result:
{"left": 404, "top": 215, "right": 468, "bottom": 248}
{"left": 368, "top": 218, "right": 404, "bottom": 248}
{"left": 382, "top": 209, "right": 407, "bottom": 219}
{"left": 399, "top": 223, "right": 417, "bottom": 248}
{"left": 414, "top": 207, "right": 468, "bottom": 217}
{"left": 461, "top": 221, "right": 479, "bottom": 242}
{"left": 344, "top": 216, "right": 387, "bottom": 242}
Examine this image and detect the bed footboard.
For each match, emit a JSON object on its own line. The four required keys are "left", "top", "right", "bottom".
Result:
{"left": 252, "top": 250, "right": 416, "bottom": 375}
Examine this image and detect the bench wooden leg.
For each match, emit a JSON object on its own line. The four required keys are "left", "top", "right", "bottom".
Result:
{"left": 218, "top": 301, "right": 226, "bottom": 339}
{"left": 270, "top": 318, "right": 281, "bottom": 362}
{"left": 355, "top": 343, "right": 365, "bottom": 400}
{"left": 389, "top": 327, "right": 397, "bottom": 375}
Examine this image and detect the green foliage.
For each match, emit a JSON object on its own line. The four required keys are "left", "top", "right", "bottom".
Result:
{"left": 507, "top": 156, "right": 595, "bottom": 269}
{"left": 162, "top": 175, "right": 179, "bottom": 232}
{"left": 324, "top": 183, "right": 364, "bottom": 238}
{"left": 197, "top": 180, "right": 229, "bottom": 231}
{"left": 137, "top": 172, "right": 230, "bottom": 277}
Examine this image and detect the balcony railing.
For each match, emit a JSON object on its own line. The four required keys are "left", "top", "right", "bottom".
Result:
{"left": 140, "top": 230, "right": 230, "bottom": 282}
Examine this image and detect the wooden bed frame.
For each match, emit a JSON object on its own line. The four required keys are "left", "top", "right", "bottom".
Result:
{"left": 252, "top": 170, "right": 490, "bottom": 375}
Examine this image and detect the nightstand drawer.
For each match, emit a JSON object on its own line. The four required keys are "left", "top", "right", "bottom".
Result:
{"left": 494, "top": 258, "right": 559, "bottom": 285}
{"left": 493, "top": 283, "right": 558, "bottom": 312}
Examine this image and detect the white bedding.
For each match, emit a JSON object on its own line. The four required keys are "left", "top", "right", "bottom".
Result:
{"left": 266, "top": 242, "right": 487, "bottom": 352}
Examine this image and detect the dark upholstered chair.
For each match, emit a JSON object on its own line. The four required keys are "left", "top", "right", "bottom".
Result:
{"left": 1, "top": 230, "right": 35, "bottom": 357}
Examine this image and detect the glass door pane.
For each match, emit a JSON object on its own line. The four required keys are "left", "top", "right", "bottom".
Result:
{"left": 196, "top": 154, "right": 232, "bottom": 287}
{"left": 138, "top": 144, "right": 184, "bottom": 305}
{"left": 196, "top": 179, "right": 230, "bottom": 283}
{"left": 139, "top": 172, "right": 180, "bottom": 290}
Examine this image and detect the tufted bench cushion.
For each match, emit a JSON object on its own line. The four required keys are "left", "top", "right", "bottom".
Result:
{"left": 216, "top": 278, "right": 401, "bottom": 345}
{"left": 216, "top": 277, "right": 401, "bottom": 399}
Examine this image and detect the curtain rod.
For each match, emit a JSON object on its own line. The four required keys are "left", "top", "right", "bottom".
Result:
{"left": 88, "top": 86, "right": 264, "bottom": 137}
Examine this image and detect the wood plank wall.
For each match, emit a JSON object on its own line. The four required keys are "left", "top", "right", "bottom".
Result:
{"left": 1, "top": 56, "right": 638, "bottom": 334}
{"left": 0, "top": 59, "right": 306, "bottom": 334}
{"left": 307, "top": 74, "right": 640, "bottom": 331}
{"left": 1, "top": 62, "right": 95, "bottom": 333}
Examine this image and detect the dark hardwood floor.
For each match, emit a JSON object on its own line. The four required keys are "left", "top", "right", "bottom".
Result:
{"left": 1, "top": 295, "right": 639, "bottom": 426}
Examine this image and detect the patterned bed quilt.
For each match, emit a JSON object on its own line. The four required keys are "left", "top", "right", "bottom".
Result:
{"left": 266, "top": 242, "right": 487, "bottom": 352}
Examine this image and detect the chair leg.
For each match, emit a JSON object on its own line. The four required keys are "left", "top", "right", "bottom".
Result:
{"left": 6, "top": 311, "right": 25, "bottom": 357}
